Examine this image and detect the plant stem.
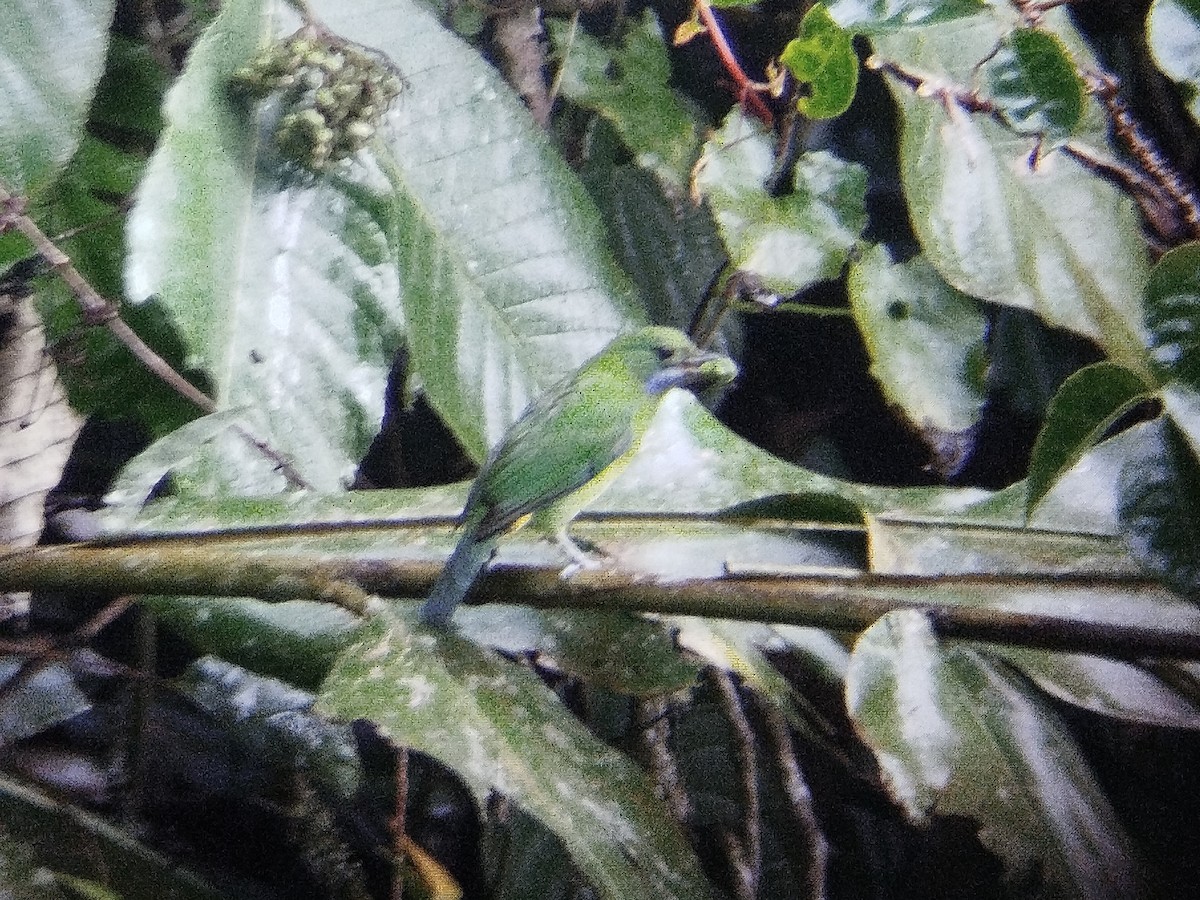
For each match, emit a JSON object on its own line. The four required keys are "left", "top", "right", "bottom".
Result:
{"left": 2, "top": 542, "right": 1197, "bottom": 659}
{"left": 694, "top": 1, "right": 774, "bottom": 126}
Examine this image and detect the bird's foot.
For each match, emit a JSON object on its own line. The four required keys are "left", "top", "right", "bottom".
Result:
{"left": 555, "top": 530, "right": 607, "bottom": 577}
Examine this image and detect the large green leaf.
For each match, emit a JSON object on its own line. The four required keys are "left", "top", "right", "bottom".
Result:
{"left": 847, "top": 610, "right": 1140, "bottom": 898}
{"left": 318, "top": 611, "right": 721, "bottom": 900}
{"left": 826, "top": 0, "right": 988, "bottom": 33}
{"left": 1147, "top": 0, "right": 1200, "bottom": 124}
{"left": 0, "top": 0, "right": 116, "bottom": 194}
{"left": 694, "top": 111, "right": 867, "bottom": 297}
{"left": 1025, "top": 362, "right": 1152, "bottom": 515}
{"left": 872, "top": 12, "right": 1152, "bottom": 376}
{"left": 145, "top": 596, "right": 364, "bottom": 689}
{"left": 549, "top": 11, "right": 702, "bottom": 189}
{"left": 1145, "top": 240, "right": 1200, "bottom": 388}
{"left": 848, "top": 245, "right": 987, "bottom": 435}
{"left": 125, "top": 0, "right": 640, "bottom": 492}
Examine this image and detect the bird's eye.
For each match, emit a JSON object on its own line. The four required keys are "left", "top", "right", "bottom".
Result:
{"left": 654, "top": 345, "right": 673, "bottom": 362}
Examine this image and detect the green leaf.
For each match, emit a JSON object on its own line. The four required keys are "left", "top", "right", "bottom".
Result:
{"left": 993, "top": 648, "right": 1200, "bottom": 729}
{"left": 125, "top": 0, "right": 641, "bottom": 492}
{"left": 102, "top": 409, "right": 252, "bottom": 515}
{"left": 983, "top": 27, "right": 1084, "bottom": 143}
{"left": 0, "top": 772, "right": 223, "bottom": 900}
{"left": 549, "top": 10, "right": 702, "bottom": 189}
{"left": 1118, "top": 397, "right": 1200, "bottom": 599}
{"left": 0, "top": 658, "right": 91, "bottom": 743}
{"left": 1147, "top": 0, "right": 1200, "bottom": 124}
{"left": 145, "top": 597, "right": 364, "bottom": 689}
{"left": 780, "top": 3, "right": 860, "bottom": 120}
{"left": 0, "top": 0, "right": 116, "bottom": 194}
{"left": 317, "top": 611, "right": 721, "bottom": 900}
{"left": 847, "top": 610, "right": 1140, "bottom": 898}
{"left": 826, "top": 0, "right": 988, "bottom": 34}
{"left": 848, "top": 245, "right": 987, "bottom": 435}
{"left": 601, "top": 165, "right": 729, "bottom": 336}
{"left": 1146, "top": 240, "right": 1200, "bottom": 388}
{"left": 178, "top": 657, "right": 363, "bottom": 799}
{"left": 461, "top": 608, "right": 701, "bottom": 697}
{"left": 694, "top": 110, "right": 867, "bottom": 296}
{"left": 873, "top": 13, "right": 1153, "bottom": 377}
{"left": 1026, "top": 362, "right": 1152, "bottom": 515}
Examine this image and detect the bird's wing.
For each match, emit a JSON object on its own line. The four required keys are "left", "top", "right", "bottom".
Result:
{"left": 469, "top": 364, "right": 646, "bottom": 541}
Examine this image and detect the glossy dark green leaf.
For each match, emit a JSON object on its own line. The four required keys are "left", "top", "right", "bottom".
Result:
{"left": 0, "top": 0, "right": 116, "bottom": 194}
{"left": 695, "top": 111, "right": 867, "bottom": 296}
{"left": 983, "top": 27, "right": 1084, "bottom": 143}
{"left": 1026, "top": 362, "right": 1151, "bottom": 515}
{"left": 848, "top": 245, "right": 987, "bottom": 434}
{"left": 1117, "top": 412, "right": 1200, "bottom": 600}
{"left": 1146, "top": 240, "right": 1200, "bottom": 388}
{"left": 780, "top": 4, "right": 860, "bottom": 120}
{"left": 826, "top": 0, "right": 988, "bottom": 34}
{"left": 318, "top": 611, "right": 722, "bottom": 900}
{"left": 873, "top": 12, "right": 1153, "bottom": 377}
{"left": 847, "top": 610, "right": 1140, "bottom": 897}
{"left": 549, "top": 10, "right": 702, "bottom": 188}
{"left": 1147, "top": 0, "right": 1200, "bottom": 124}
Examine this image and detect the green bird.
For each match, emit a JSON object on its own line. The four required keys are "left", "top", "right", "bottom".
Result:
{"left": 420, "top": 326, "right": 738, "bottom": 627}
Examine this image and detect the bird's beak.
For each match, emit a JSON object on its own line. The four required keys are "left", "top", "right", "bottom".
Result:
{"left": 647, "top": 351, "right": 738, "bottom": 395}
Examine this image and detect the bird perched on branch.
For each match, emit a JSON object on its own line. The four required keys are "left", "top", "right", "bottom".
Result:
{"left": 420, "top": 326, "right": 738, "bottom": 627}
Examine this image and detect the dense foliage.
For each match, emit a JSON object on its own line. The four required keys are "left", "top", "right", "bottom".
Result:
{"left": 2, "top": 0, "right": 1200, "bottom": 897}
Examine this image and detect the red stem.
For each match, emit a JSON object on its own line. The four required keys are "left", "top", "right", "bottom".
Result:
{"left": 695, "top": 1, "right": 774, "bottom": 126}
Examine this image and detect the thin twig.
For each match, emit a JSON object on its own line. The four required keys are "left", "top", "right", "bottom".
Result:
{"left": 0, "top": 185, "right": 217, "bottom": 413}
{"left": 713, "top": 671, "right": 761, "bottom": 900}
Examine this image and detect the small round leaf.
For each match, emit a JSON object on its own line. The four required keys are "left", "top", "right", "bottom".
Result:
{"left": 780, "top": 4, "right": 860, "bottom": 120}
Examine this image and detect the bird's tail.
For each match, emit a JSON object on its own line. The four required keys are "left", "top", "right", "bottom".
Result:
{"left": 419, "top": 527, "right": 495, "bottom": 627}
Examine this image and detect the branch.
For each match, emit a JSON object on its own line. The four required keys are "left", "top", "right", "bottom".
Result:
{"left": 0, "top": 184, "right": 314, "bottom": 490}
{"left": 2, "top": 542, "right": 1197, "bottom": 660}
{"left": 0, "top": 185, "right": 217, "bottom": 414}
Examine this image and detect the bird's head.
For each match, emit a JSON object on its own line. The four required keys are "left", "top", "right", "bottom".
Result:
{"left": 610, "top": 326, "right": 738, "bottom": 397}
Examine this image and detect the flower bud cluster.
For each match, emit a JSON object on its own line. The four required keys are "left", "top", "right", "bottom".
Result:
{"left": 232, "top": 32, "right": 403, "bottom": 171}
